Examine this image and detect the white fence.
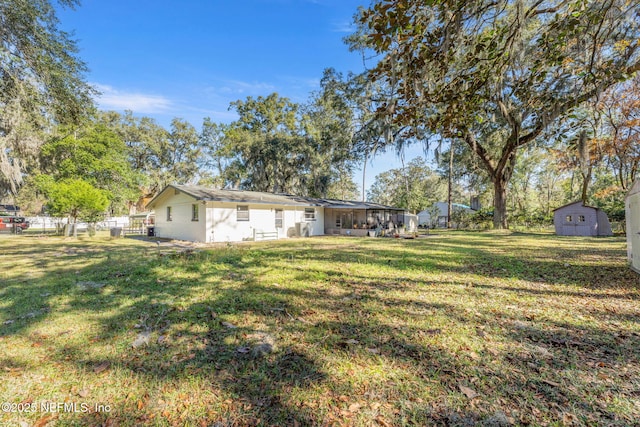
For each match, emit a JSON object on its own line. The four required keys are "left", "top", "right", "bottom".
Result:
{"left": 24, "top": 216, "right": 131, "bottom": 233}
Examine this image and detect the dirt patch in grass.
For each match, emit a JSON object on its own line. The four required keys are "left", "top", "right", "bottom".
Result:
{"left": 0, "top": 232, "right": 638, "bottom": 426}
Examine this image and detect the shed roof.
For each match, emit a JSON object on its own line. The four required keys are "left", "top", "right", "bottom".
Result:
{"left": 552, "top": 201, "right": 601, "bottom": 212}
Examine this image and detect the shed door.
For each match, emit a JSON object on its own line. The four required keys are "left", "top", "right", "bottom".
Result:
{"left": 575, "top": 213, "right": 591, "bottom": 236}
{"left": 562, "top": 212, "right": 591, "bottom": 236}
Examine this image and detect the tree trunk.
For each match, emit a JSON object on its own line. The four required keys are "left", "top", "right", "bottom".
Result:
{"left": 578, "top": 130, "right": 591, "bottom": 205}
{"left": 580, "top": 168, "right": 591, "bottom": 205}
{"left": 493, "top": 177, "right": 509, "bottom": 229}
{"left": 447, "top": 142, "right": 454, "bottom": 229}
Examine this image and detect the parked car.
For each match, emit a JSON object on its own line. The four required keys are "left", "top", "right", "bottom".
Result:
{"left": 0, "top": 216, "right": 30, "bottom": 233}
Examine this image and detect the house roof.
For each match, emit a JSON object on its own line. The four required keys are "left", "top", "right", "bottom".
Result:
{"left": 627, "top": 179, "right": 640, "bottom": 199}
{"left": 552, "top": 201, "right": 601, "bottom": 212}
{"left": 147, "top": 184, "right": 319, "bottom": 208}
{"left": 146, "top": 184, "right": 405, "bottom": 211}
{"left": 306, "top": 197, "right": 404, "bottom": 211}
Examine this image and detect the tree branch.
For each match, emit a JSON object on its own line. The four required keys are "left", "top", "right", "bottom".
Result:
{"left": 461, "top": 129, "right": 496, "bottom": 179}
{"left": 517, "top": 59, "right": 640, "bottom": 148}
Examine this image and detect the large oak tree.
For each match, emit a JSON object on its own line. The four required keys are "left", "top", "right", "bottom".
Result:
{"left": 352, "top": 0, "right": 640, "bottom": 228}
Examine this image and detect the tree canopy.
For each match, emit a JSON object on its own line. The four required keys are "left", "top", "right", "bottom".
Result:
{"left": 36, "top": 177, "right": 109, "bottom": 223}
{"left": 368, "top": 157, "right": 445, "bottom": 212}
{"left": 0, "top": 0, "right": 95, "bottom": 195}
{"left": 352, "top": 0, "right": 640, "bottom": 228}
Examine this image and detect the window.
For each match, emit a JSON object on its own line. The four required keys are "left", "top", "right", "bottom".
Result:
{"left": 578, "top": 215, "right": 585, "bottom": 222}
{"left": 565, "top": 215, "right": 573, "bottom": 223}
{"left": 335, "top": 215, "right": 342, "bottom": 228}
{"left": 275, "top": 209, "right": 283, "bottom": 228}
{"left": 304, "top": 208, "right": 316, "bottom": 221}
{"left": 237, "top": 205, "right": 249, "bottom": 221}
{"left": 192, "top": 204, "right": 199, "bottom": 221}
{"left": 166, "top": 206, "right": 173, "bottom": 221}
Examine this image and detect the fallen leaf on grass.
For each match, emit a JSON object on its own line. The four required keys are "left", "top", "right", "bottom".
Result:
{"left": 33, "top": 414, "right": 58, "bottom": 427}
{"left": 236, "top": 346, "right": 250, "bottom": 354}
{"left": 93, "top": 361, "right": 110, "bottom": 374}
{"left": 3, "top": 366, "right": 23, "bottom": 377}
{"left": 459, "top": 385, "right": 478, "bottom": 399}
{"left": 77, "top": 388, "right": 89, "bottom": 398}
{"left": 530, "top": 344, "right": 553, "bottom": 359}
{"left": 345, "top": 339, "right": 359, "bottom": 345}
{"left": 348, "top": 402, "right": 362, "bottom": 412}
{"left": 541, "top": 378, "right": 561, "bottom": 387}
{"left": 222, "top": 322, "right": 237, "bottom": 329}
{"left": 132, "top": 330, "right": 151, "bottom": 348}
{"left": 376, "top": 415, "right": 391, "bottom": 427}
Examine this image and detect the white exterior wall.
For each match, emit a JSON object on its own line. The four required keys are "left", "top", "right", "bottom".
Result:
{"left": 206, "top": 202, "right": 325, "bottom": 243}
{"left": 149, "top": 187, "right": 327, "bottom": 243}
{"left": 153, "top": 192, "right": 207, "bottom": 242}
{"left": 626, "top": 180, "right": 640, "bottom": 272}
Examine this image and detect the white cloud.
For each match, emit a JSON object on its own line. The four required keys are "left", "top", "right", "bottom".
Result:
{"left": 93, "top": 84, "right": 173, "bottom": 114}
{"left": 214, "top": 80, "right": 277, "bottom": 95}
{"left": 331, "top": 20, "right": 356, "bottom": 33}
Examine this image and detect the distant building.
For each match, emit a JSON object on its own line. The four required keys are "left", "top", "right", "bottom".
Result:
{"left": 417, "top": 202, "right": 474, "bottom": 228}
{"left": 0, "top": 205, "right": 20, "bottom": 215}
{"left": 470, "top": 196, "right": 481, "bottom": 211}
{"left": 553, "top": 201, "right": 613, "bottom": 237}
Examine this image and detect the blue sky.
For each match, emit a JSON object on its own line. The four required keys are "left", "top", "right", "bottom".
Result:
{"left": 57, "top": 0, "right": 427, "bottom": 193}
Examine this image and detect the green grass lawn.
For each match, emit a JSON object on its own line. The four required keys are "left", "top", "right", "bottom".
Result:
{"left": 0, "top": 232, "right": 638, "bottom": 426}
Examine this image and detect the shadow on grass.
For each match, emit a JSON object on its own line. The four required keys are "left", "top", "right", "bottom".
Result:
{"left": 1, "top": 233, "right": 639, "bottom": 425}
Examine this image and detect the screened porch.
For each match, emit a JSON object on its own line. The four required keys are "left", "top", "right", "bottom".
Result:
{"left": 324, "top": 206, "right": 409, "bottom": 237}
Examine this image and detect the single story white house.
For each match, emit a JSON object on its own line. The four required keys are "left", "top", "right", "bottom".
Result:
{"left": 626, "top": 180, "right": 640, "bottom": 273}
{"left": 146, "top": 185, "right": 411, "bottom": 243}
{"left": 553, "top": 201, "right": 613, "bottom": 237}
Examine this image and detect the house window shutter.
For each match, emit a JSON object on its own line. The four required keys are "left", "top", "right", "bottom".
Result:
{"left": 237, "top": 205, "right": 249, "bottom": 221}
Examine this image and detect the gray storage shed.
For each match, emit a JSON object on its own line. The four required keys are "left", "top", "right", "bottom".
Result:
{"left": 553, "top": 201, "right": 613, "bottom": 237}
{"left": 625, "top": 180, "right": 640, "bottom": 272}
